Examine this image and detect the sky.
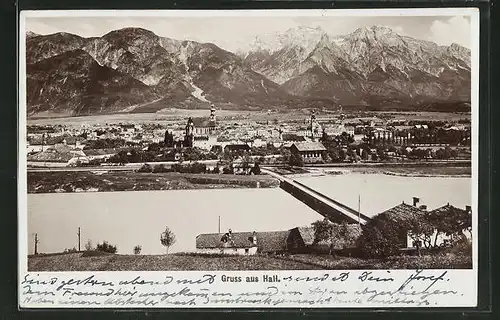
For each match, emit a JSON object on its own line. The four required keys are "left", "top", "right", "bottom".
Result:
{"left": 25, "top": 13, "right": 473, "bottom": 52}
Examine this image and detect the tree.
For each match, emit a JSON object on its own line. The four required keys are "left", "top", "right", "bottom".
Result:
{"left": 280, "top": 149, "right": 291, "bottom": 164}
{"left": 241, "top": 155, "right": 252, "bottom": 174}
{"left": 289, "top": 152, "right": 304, "bottom": 167}
{"left": 357, "top": 214, "right": 406, "bottom": 258}
{"left": 133, "top": 245, "right": 142, "bottom": 255}
{"left": 427, "top": 205, "right": 472, "bottom": 247}
{"left": 250, "top": 162, "right": 261, "bottom": 175}
{"left": 404, "top": 216, "right": 435, "bottom": 256}
{"left": 312, "top": 219, "right": 362, "bottom": 255}
{"left": 84, "top": 239, "right": 93, "bottom": 251}
{"left": 160, "top": 226, "right": 176, "bottom": 254}
{"left": 96, "top": 241, "right": 117, "bottom": 254}
{"left": 321, "top": 151, "right": 332, "bottom": 163}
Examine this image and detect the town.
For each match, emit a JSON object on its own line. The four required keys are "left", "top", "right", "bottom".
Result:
{"left": 26, "top": 106, "right": 471, "bottom": 172}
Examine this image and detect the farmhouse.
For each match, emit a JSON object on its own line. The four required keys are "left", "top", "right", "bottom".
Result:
{"left": 371, "top": 200, "right": 427, "bottom": 249}
{"left": 196, "top": 229, "right": 291, "bottom": 255}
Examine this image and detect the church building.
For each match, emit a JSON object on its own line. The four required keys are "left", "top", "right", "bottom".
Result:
{"left": 184, "top": 105, "right": 220, "bottom": 150}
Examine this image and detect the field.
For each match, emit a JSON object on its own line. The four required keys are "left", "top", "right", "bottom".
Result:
{"left": 27, "top": 109, "right": 470, "bottom": 127}
{"left": 27, "top": 251, "right": 471, "bottom": 271}
{"left": 27, "top": 171, "right": 279, "bottom": 193}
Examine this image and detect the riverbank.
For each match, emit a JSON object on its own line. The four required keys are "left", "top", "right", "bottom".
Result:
{"left": 27, "top": 171, "right": 279, "bottom": 194}
{"left": 282, "top": 163, "right": 471, "bottom": 178}
{"left": 27, "top": 251, "right": 471, "bottom": 271}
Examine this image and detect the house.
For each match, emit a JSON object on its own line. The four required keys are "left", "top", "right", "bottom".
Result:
{"left": 372, "top": 200, "right": 428, "bottom": 249}
{"left": 196, "top": 229, "right": 291, "bottom": 255}
{"left": 425, "top": 203, "right": 473, "bottom": 245}
{"left": 290, "top": 142, "right": 327, "bottom": 163}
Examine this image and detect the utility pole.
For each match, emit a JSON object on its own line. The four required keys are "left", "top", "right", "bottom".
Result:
{"left": 34, "top": 233, "right": 39, "bottom": 255}
{"left": 218, "top": 216, "right": 221, "bottom": 234}
{"left": 358, "top": 194, "right": 361, "bottom": 227}
{"left": 77, "top": 227, "right": 81, "bottom": 252}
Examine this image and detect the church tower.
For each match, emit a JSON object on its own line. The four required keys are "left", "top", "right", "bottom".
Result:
{"left": 310, "top": 109, "right": 320, "bottom": 140}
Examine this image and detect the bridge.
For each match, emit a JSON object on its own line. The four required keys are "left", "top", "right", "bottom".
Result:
{"left": 261, "top": 168, "right": 371, "bottom": 225}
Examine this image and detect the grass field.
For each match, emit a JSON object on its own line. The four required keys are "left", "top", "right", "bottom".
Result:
{"left": 27, "top": 171, "right": 279, "bottom": 193}
{"left": 28, "top": 252, "right": 322, "bottom": 271}
{"left": 27, "top": 251, "right": 471, "bottom": 271}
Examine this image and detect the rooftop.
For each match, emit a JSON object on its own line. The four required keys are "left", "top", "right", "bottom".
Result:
{"left": 376, "top": 202, "right": 426, "bottom": 222}
{"left": 291, "top": 141, "right": 327, "bottom": 152}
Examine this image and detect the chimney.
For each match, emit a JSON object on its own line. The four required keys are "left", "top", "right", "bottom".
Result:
{"left": 466, "top": 205, "right": 471, "bottom": 213}
{"left": 412, "top": 197, "right": 420, "bottom": 207}
{"left": 252, "top": 231, "right": 257, "bottom": 245}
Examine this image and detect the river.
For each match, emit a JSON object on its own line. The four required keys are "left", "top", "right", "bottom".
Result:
{"left": 26, "top": 173, "right": 471, "bottom": 255}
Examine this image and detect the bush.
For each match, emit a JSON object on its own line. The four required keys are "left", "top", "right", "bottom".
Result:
{"left": 63, "top": 247, "right": 78, "bottom": 253}
{"left": 133, "top": 245, "right": 142, "bottom": 255}
{"left": 153, "top": 164, "right": 170, "bottom": 173}
{"left": 96, "top": 241, "right": 117, "bottom": 254}
{"left": 171, "top": 162, "right": 207, "bottom": 174}
{"left": 138, "top": 164, "right": 153, "bottom": 173}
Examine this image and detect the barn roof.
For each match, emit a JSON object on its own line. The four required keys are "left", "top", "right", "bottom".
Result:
{"left": 196, "top": 230, "right": 290, "bottom": 252}
{"left": 291, "top": 142, "right": 326, "bottom": 152}
{"left": 296, "top": 227, "right": 315, "bottom": 246}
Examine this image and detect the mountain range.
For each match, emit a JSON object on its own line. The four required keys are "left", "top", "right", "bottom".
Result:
{"left": 25, "top": 25, "right": 471, "bottom": 117}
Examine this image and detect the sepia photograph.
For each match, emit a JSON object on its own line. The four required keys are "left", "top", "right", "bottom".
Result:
{"left": 21, "top": 10, "right": 476, "bottom": 277}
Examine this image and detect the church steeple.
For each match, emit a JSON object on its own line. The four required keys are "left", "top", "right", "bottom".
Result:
{"left": 310, "top": 109, "right": 320, "bottom": 140}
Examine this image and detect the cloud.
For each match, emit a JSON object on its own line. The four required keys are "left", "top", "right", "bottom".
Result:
{"left": 429, "top": 16, "right": 471, "bottom": 48}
